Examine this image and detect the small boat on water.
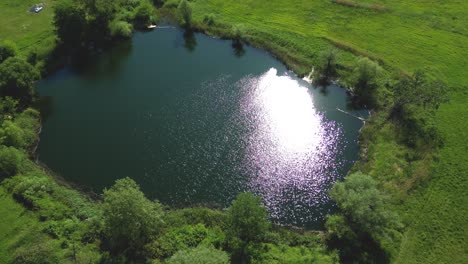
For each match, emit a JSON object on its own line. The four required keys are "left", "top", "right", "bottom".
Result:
{"left": 147, "top": 24, "right": 157, "bottom": 29}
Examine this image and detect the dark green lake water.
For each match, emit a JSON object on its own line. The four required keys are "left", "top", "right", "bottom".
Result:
{"left": 36, "top": 28, "right": 367, "bottom": 228}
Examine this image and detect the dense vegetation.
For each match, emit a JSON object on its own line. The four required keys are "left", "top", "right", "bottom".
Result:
{"left": 0, "top": 0, "right": 467, "bottom": 263}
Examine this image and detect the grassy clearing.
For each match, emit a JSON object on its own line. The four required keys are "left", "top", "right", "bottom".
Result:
{"left": 0, "top": 187, "right": 52, "bottom": 263}
{"left": 0, "top": 0, "right": 57, "bottom": 55}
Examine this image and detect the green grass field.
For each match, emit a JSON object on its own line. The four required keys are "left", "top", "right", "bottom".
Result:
{"left": 0, "top": 187, "right": 51, "bottom": 263}
{"left": 1, "top": 0, "right": 467, "bottom": 263}
{"left": 0, "top": 0, "right": 57, "bottom": 54}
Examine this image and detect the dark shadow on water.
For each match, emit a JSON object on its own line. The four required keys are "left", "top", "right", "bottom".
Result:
{"left": 68, "top": 40, "right": 133, "bottom": 80}
{"left": 183, "top": 30, "right": 197, "bottom": 52}
{"left": 232, "top": 41, "right": 246, "bottom": 58}
{"left": 33, "top": 96, "right": 54, "bottom": 122}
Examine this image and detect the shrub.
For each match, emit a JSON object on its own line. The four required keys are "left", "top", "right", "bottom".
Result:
{"left": 0, "top": 40, "right": 18, "bottom": 63}
{"left": 226, "top": 193, "right": 270, "bottom": 262}
{"left": 164, "top": 0, "right": 180, "bottom": 9}
{"left": 0, "top": 58, "right": 40, "bottom": 104}
{"left": 0, "top": 96, "right": 18, "bottom": 116}
{"left": 102, "top": 177, "right": 164, "bottom": 257}
{"left": 231, "top": 24, "right": 245, "bottom": 43}
{"left": 313, "top": 48, "right": 338, "bottom": 84}
{"left": 166, "top": 246, "right": 229, "bottom": 264}
{"left": 326, "top": 172, "right": 402, "bottom": 262}
{"left": 203, "top": 14, "right": 216, "bottom": 26}
{"left": 134, "top": 1, "right": 155, "bottom": 27}
{"left": 178, "top": 0, "right": 192, "bottom": 27}
{"left": 14, "top": 241, "right": 58, "bottom": 264}
{"left": 110, "top": 20, "right": 134, "bottom": 39}
{"left": 145, "top": 224, "right": 225, "bottom": 258}
{"left": 0, "top": 120, "right": 25, "bottom": 148}
{"left": 0, "top": 146, "right": 22, "bottom": 178}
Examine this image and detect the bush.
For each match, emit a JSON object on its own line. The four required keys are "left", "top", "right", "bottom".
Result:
{"left": 0, "top": 96, "right": 18, "bottom": 116}
{"left": 326, "top": 172, "right": 402, "bottom": 262}
{"left": 164, "top": 0, "right": 180, "bottom": 9}
{"left": 102, "top": 177, "right": 164, "bottom": 257}
{"left": 110, "top": 20, "right": 134, "bottom": 39}
{"left": 0, "top": 120, "right": 25, "bottom": 148}
{"left": 0, "top": 146, "right": 22, "bottom": 178}
{"left": 145, "top": 224, "right": 225, "bottom": 258}
{"left": 226, "top": 193, "right": 270, "bottom": 262}
{"left": 313, "top": 48, "right": 338, "bottom": 84}
{"left": 350, "top": 57, "right": 382, "bottom": 104}
{"left": 166, "top": 246, "right": 229, "bottom": 264}
{"left": 178, "top": 0, "right": 192, "bottom": 27}
{"left": 231, "top": 24, "right": 245, "bottom": 43}
{"left": 0, "top": 58, "right": 40, "bottom": 104}
{"left": 134, "top": 1, "right": 155, "bottom": 27}
{"left": 0, "top": 40, "right": 18, "bottom": 63}
{"left": 203, "top": 14, "right": 216, "bottom": 26}
{"left": 14, "top": 241, "right": 58, "bottom": 264}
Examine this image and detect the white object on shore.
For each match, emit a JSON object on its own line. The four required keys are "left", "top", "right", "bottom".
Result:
{"left": 302, "top": 67, "right": 314, "bottom": 84}
{"left": 147, "top": 24, "right": 157, "bottom": 29}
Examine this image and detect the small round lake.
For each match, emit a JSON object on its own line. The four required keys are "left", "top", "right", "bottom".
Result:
{"left": 36, "top": 27, "right": 367, "bottom": 228}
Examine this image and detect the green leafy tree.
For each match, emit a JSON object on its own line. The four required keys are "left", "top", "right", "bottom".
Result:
{"left": 393, "top": 70, "right": 449, "bottom": 114}
{"left": 167, "top": 246, "right": 229, "bottom": 264}
{"left": 227, "top": 193, "right": 270, "bottom": 262}
{"left": 0, "top": 120, "right": 25, "bottom": 148}
{"left": 0, "top": 40, "right": 18, "bottom": 63}
{"left": 134, "top": 1, "right": 155, "bottom": 27}
{"left": 0, "top": 146, "right": 22, "bottom": 178}
{"left": 314, "top": 48, "right": 338, "bottom": 84}
{"left": 351, "top": 57, "right": 382, "bottom": 103}
{"left": 110, "top": 20, "right": 133, "bottom": 39}
{"left": 232, "top": 24, "right": 245, "bottom": 44}
{"left": 53, "top": 2, "right": 87, "bottom": 46}
{"left": 391, "top": 71, "right": 449, "bottom": 145}
{"left": 102, "top": 177, "right": 164, "bottom": 258}
{"left": 0, "top": 58, "right": 40, "bottom": 103}
{"left": 0, "top": 97, "right": 19, "bottom": 117}
{"left": 13, "top": 241, "right": 58, "bottom": 264}
{"left": 326, "top": 172, "right": 401, "bottom": 263}
{"left": 178, "top": 0, "right": 192, "bottom": 27}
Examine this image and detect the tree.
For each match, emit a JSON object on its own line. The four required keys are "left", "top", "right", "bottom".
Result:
{"left": 227, "top": 193, "right": 270, "bottom": 262}
{"left": 0, "top": 40, "right": 18, "bottom": 63}
{"left": 391, "top": 71, "right": 449, "bottom": 145}
{"left": 53, "top": 2, "right": 87, "bottom": 46}
{"left": 178, "top": 0, "right": 192, "bottom": 27}
{"left": 329, "top": 172, "right": 400, "bottom": 235}
{"left": 393, "top": 70, "right": 449, "bottom": 115}
{"left": 326, "top": 172, "right": 401, "bottom": 263}
{"left": 110, "top": 20, "right": 133, "bottom": 39}
{"left": 0, "top": 120, "right": 25, "bottom": 148}
{"left": 0, "top": 146, "right": 22, "bottom": 178}
{"left": 0, "top": 58, "right": 40, "bottom": 104}
{"left": 166, "top": 246, "right": 229, "bottom": 264}
{"left": 0, "top": 97, "right": 19, "bottom": 116}
{"left": 134, "top": 1, "right": 155, "bottom": 27}
{"left": 102, "top": 177, "right": 164, "bottom": 258}
{"left": 231, "top": 24, "right": 245, "bottom": 44}
{"left": 314, "top": 48, "right": 338, "bottom": 84}
{"left": 351, "top": 57, "right": 382, "bottom": 102}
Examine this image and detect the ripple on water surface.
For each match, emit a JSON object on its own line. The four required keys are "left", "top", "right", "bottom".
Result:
{"left": 238, "top": 69, "right": 343, "bottom": 225}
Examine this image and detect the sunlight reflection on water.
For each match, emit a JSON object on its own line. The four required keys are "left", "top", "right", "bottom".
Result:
{"left": 239, "top": 68, "right": 342, "bottom": 225}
